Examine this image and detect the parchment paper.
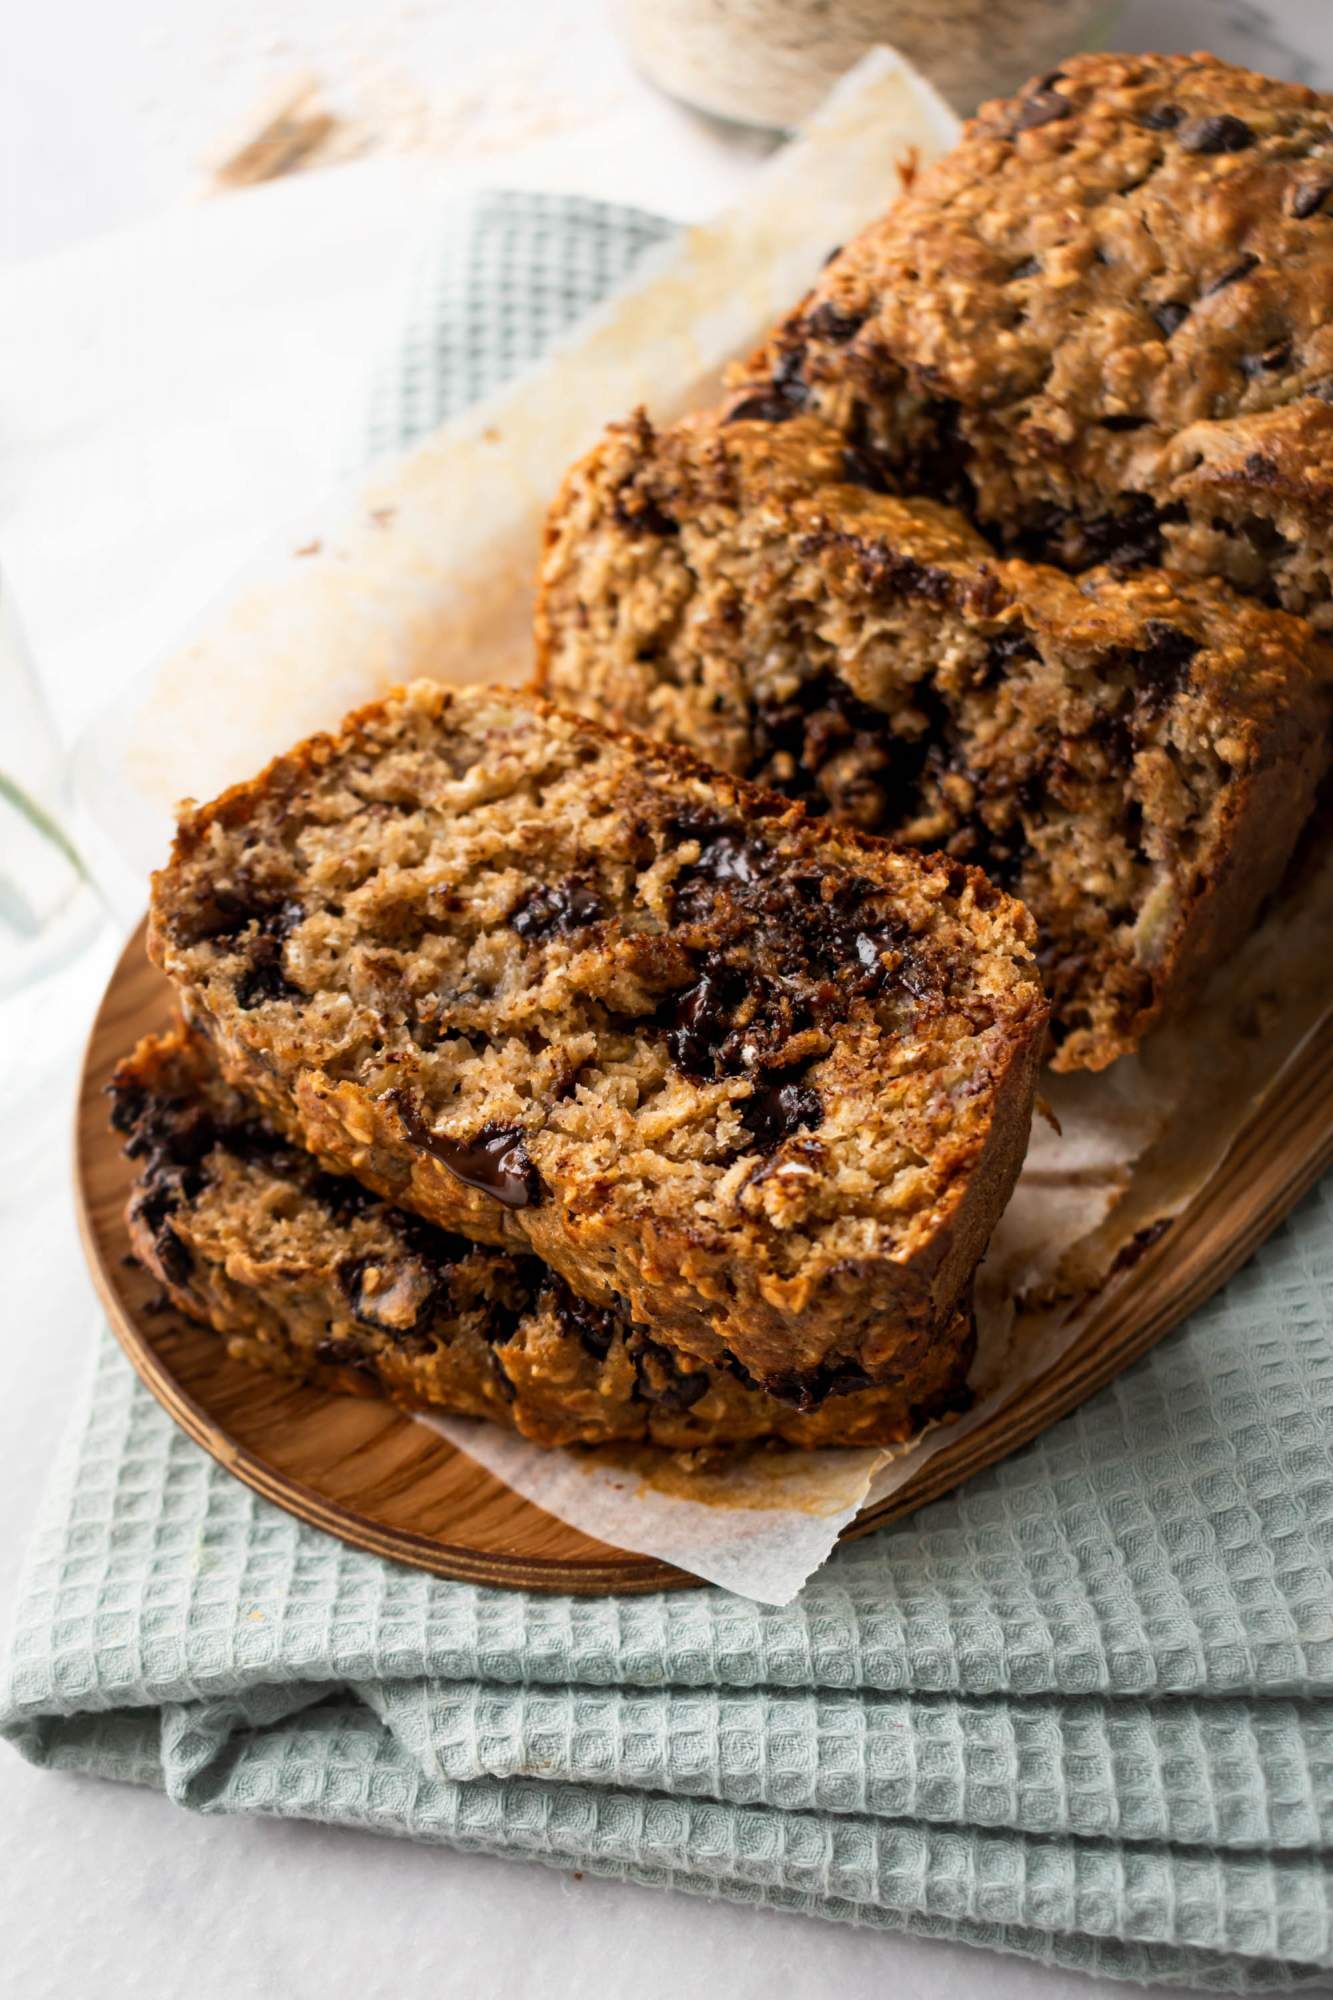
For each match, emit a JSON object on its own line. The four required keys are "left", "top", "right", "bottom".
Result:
{"left": 76, "top": 50, "right": 1333, "bottom": 1604}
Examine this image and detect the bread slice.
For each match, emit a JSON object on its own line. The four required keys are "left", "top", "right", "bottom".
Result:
{"left": 536, "top": 410, "right": 1330, "bottom": 1070}
{"left": 734, "top": 51, "right": 1333, "bottom": 628}
{"left": 109, "top": 1026, "right": 976, "bottom": 1448}
{"left": 148, "top": 681, "right": 1045, "bottom": 1388}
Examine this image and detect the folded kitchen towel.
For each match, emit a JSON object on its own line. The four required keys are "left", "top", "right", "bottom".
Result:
{"left": 5, "top": 191, "right": 1333, "bottom": 1994}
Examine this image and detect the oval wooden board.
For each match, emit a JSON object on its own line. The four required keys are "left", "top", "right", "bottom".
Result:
{"left": 77, "top": 920, "right": 1333, "bottom": 1595}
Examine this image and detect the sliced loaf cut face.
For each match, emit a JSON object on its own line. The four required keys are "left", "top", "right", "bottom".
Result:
{"left": 734, "top": 51, "right": 1333, "bottom": 627}
{"left": 148, "top": 682, "right": 1045, "bottom": 1387}
{"left": 109, "top": 1026, "right": 976, "bottom": 1449}
{"left": 536, "top": 410, "right": 1330, "bottom": 1070}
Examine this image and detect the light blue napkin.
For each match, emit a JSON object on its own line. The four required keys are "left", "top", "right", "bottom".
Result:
{"left": 5, "top": 192, "right": 1333, "bottom": 1993}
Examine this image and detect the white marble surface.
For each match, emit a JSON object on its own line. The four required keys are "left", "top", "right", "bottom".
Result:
{"left": 2, "top": 5, "right": 1331, "bottom": 1998}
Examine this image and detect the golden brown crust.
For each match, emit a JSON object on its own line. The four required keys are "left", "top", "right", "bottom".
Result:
{"left": 738, "top": 52, "right": 1333, "bottom": 626}
{"left": 536, "top": 409, "right": 1331, "bottom": 1070}
{"left": 110, "top": 1026, "right": 975, "bottom": 1449}
{"left": 148, "top": 681, "right": 1045, "bottom": 1384}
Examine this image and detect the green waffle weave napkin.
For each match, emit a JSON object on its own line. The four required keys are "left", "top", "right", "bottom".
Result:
{"left": 5, "top": 191, "right": 1333, "bottom": 1994}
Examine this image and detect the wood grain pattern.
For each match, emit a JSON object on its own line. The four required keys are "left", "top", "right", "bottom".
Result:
{"left": 77, "top": 920, "right": 1333, "bottom": 1594}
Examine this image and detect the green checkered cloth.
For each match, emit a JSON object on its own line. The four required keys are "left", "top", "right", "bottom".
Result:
{"left": 5, "top": 193, "right": 1333, "bottom": 1992}
{"left": 360, "top": 189, "right": 675, "bottom": 460}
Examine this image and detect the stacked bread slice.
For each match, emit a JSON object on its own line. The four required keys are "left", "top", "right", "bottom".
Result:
{"left": 127, "top": 684, "right": 1046, "bottom": 1446}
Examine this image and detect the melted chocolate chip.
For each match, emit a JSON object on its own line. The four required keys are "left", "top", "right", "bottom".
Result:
{"left": 772, "top": 344, "right": 810, "bottom": 403}
{"left": 1013, "top": 89, "right": 1071, "bottom": 132}
{"left": 433, "top": 1123, "right": 545, "bottom": 1209}
{"left": 839, "top": 444, "right": 894, "bottom": 493}
{"left": 152, "top": 1218, "right": 192, "bottom": 1288}
{"left": 850, "top": 918, "right": 931, "bottom": 1000}
{"left": 664, "top": 816, "right": 934, "bottom": 1082}
{"left": 631, "top": 1337, "right": 711, "bottom": 1414}
{"left": 1025, "top": 494, "right": 1178, "bottom": 572}
{"left": 391, "top": 1093, "right": 546, "bottom": 1208}
{"left": 980, "top": 628, "right": 1039, "bottom": 686}
{"left": 843, "top": 542, "right": 956, "bottom": 606}
{"left": 1178, "top": 114, "right": 1255, "bottom": 154}
{"left": 725, "top": 390, "right": 800, "bottom": 426}
{"left": 1139, "top": 102, "right": 1182, "bottom": 131}
{"left": 1205, "top": 253, "right": 1260, "bottom": 294}
{"left": 194, "top": 889, "right": 304, "bottom": 946}
{"left": 672, "top": 819, "right": 764, "bottom": 896}
{"left": 1151, "top": 300, "right": 1190, "bottom": 339}
{"left": 746, "top": 669, "right": 925, "bottom": 824}
{"left": 1244, "top": 450, "right": 1280, "bottom": 482}
{"left": 1008, "top": 256, "right": 1041, "bottom": 280}
{"left": 805, "top": 302, "right": 867, "bottom": 343}
{"left": 110, "top": 1080, "right": 222, "bottom": 1289}
{"left": 123, "top": 1105, "right": 213, "bottom": 1175}
{"left": 727, "top": 1350, "right": 875, "bottom": 1411}
{"left": 665, "top": 960, "right": 753, "bottom": 1079}
{"left": 114, "top": 1096, "right": 215, "bottom": 1184}
{"left": 1291, "top": 180, "right": 1332, "bottom": 220}
{"left": 511, "top": 878, "right": 605, "bottom": 940}
{"left": 545, "top": 1273, "right": 624, "bottom": 1361}
{"left": 1132, "top": 621, "right": 1201, "bottom": 713}
{"left": 235, "top": 953, "right": 302, "bottom": 1010}
{"left": 740, "top": 1074, "right": 822, "bottom": 1152}
{"left": 108, "top": 1080, "right": 147, "bottom": 1135}
{"left": 231, "top": 902, "right": 304, "bottom": 1010}
{"left": 611, "top": 489, "right": 678, "bottom": 537}
{"left": 129, "top": 1173, "right": 195, "bottom": 1287}
{"left": 726, "top": 345, "right": 811, "bottom": 425}
{"left": 336, "top": 1253, "right": 443, "bottom": 1342}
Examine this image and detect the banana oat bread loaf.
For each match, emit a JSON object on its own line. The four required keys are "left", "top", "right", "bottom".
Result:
{"left": 737, "top": 52, "right": 1333, "bottom": 627}
{"left": 109, "top": 1026, "right": 975, "bottom": 1448}
{"left": 537, "top": 410, "right": 1330, "bottom": 1070}
{"left": 148, "top": 682, "right": 1045, "bottom": 1389}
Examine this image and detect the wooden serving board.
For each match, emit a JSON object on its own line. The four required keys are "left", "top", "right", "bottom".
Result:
{"left": 76, "top": 920, "right": 1333, "bottom": 1595}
